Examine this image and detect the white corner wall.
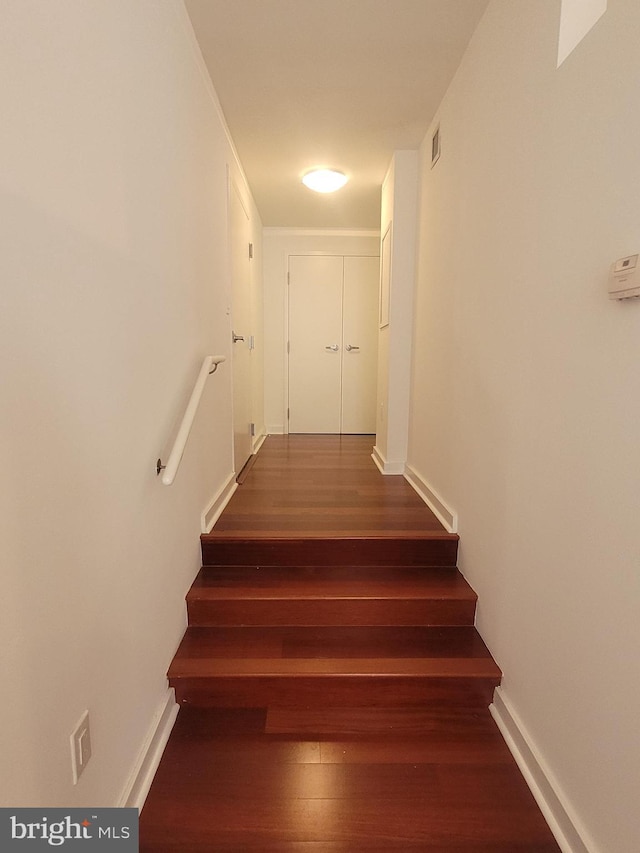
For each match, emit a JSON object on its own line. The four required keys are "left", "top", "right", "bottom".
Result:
{"left": 375, "top": 152, "right": 419, "bottom": 474}
{"left": 0, "top": 0, "right": 261, "bottom": 806}
{"left": 408, "top": 1, "right": 640, "bottom": 851}
{"left": 263, "top": 229, "right": 379, "bottom": 433}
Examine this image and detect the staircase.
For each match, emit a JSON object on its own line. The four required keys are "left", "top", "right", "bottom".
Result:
{"left": 143, "top": 447, "right": 560, "bottom": 853}
{"left": 168, "top": 533, "right": 501, "bottom": 711}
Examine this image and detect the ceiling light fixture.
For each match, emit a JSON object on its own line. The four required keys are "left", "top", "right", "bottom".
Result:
{"left": 302, "top": 169, "right": 348, "bottom": 193}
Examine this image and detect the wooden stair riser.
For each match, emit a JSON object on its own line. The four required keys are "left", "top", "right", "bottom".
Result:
{"left": 171, "top": 676, "right": 499, "bottom": 709}
{"left": 187, "top": 598, "right": 477, "bottom": 627}
{"left": 201, "top": 537, "right": 459, "bottom": 567}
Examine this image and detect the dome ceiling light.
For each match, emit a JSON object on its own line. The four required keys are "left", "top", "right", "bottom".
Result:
{"left": 302, "top": 169, "right": 348, "bottom": 193}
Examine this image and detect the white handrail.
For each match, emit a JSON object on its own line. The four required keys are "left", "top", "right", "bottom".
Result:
{"left": 157, "top": 355, "right": 226, "bottom": 486}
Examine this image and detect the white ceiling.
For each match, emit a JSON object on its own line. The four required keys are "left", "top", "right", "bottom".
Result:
{"left": 184, "top": 0, "right": 489, "bottom": 229}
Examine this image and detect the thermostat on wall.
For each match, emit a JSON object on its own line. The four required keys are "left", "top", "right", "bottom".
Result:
{"left": 609, "top": 254, "right": 640, "bottom": 300}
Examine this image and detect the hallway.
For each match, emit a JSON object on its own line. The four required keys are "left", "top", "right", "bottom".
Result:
{"left": 5, "top": 3, "right": 637, "bottom": 847}
{"left": 139, "top": 436, "right": 559, "bottom": 851}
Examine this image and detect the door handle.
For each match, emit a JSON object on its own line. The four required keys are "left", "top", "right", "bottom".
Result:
{"left": 232, "top": 332, "right": 245, "bottom": 343}
{"left": 325, "top": 344, "right": 339, "bottom": 352}
{"left": 345, "top": 344, "right": 360, "bottom": 351}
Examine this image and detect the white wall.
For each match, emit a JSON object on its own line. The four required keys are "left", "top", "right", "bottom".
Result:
{"left": 408, "top": 1, "right": 640, "bottom": 850}
{"left": 0, "top": 0, "right": 261, "bottom": 806}
{"left": 375, "top": 152, "right": 418, "bottom": 474}
{"left": 263, "top": 229, "right": 379, "bottom": 433}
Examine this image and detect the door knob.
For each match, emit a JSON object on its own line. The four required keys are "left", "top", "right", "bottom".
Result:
{"left": 345, "top": 344, "right": 360, "bottom": 351}
{"left": 325, "top": 344, "right": 339, "bottom": 352}
{"left": 232, "top": 331, "right": 245, "bottom": 343}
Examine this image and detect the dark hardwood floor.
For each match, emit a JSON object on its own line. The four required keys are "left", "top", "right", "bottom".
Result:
{"left": 139, "top": 435, "right": 560, "bottom": 852}
{"left": 140, "top": 706, "right": 560, "bottom": 852}
{"left": 209, "top": 434, "right": 446, "bottom": 537}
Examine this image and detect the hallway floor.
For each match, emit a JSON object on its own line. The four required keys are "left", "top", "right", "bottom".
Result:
{"left": 139, "top": 435, "right": 560, "bottom": 852}
{"left": 211, "top": 434, "right": 445, "bottom": 537}
{"left": 139, "top": 705, "right": 560, "bottom": 852}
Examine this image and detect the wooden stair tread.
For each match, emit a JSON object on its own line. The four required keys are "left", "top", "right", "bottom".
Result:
{"left": 188, "top": 566, "right": 476, "bottom": 601}
{"left": 169, "top": 656, "right": 502, "bottom": 679}
{"left": 173, "top": 626, "right": 493, "bottom": 659}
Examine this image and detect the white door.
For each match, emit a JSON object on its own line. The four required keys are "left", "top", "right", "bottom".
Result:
{"left": 342, "top": 256, "right": 380, "bottom": 433}
{"left": 288, "top": 254, "right": 378, "bottom": 434}
{"left": 229, "top": 179, "right": 252, "bottom": 474}
{"left": 288, "top": 255, "right": 343, "bottom": 433}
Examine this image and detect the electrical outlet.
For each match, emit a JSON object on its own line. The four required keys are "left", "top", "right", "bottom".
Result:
{"left": 70, "top": 710, "right": 92, "bottom": 785}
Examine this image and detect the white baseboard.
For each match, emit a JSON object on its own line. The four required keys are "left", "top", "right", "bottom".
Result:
{"left": 266, "top": 423, "right": 285, "bottom": 435}
{"left": 371, "top": 446, "right": 405, "bottom": 475}
{"left": 201, "top": 472, "right": 237, "bottom": 533}
{"left": 371, "top": 447, "right": 385, "bottom": 473}
{"left": 118, "top": 688, "right": 179, "bottom": 811}
{"left": 403, "top": 464, "right": 458, "bottom": 533}
{"left": 252, "top": 431, "right": 267, "bottom": 454}
{"left": 490, "top": 687, "right": 596, "bottom": 853}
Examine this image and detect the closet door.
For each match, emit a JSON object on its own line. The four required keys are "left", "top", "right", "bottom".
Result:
{"left": 288, "top": 255, "right": 343, "bottom": 433}
{"left": 230, "top": 179, "right": 253, "bottom": 473}
{"left": 341, "top": 256, "right": 379, "bottom": 434}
